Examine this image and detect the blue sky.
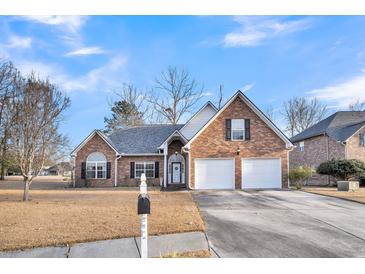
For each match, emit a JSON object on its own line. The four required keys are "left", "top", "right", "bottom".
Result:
{"left": 1, "top": 16, "right": 365, "bottom": 148}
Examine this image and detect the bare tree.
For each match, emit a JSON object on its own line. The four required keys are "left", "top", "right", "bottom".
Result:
{"left": 283, "top": 97, "right": 327, "bottom": 137}
{"left": 9, "top": 73, "right": 70, "bottom": 201}
{"left": 218, "top": 84, "right": 224, "bottom": 109}
{"left": 348, "top": 99, "right": 365, "bottom": 111}
{"left": 148, "top": 66, "right": 203, "bottom": 124}
{"left": 104, "top": 84, "right": 147, "bottom": 132}
{"left": 265, "top": 105, "right": 276, "bottom": 123}
{"left": 0, "top": 61, "right": 20, "bottom": 180}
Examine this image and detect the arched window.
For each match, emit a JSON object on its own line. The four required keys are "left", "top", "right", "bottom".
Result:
{"left": 86, "top": 152, "right": 107, "bottom": 179}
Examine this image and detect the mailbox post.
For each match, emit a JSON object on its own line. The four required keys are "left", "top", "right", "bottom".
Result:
{"left": 138, "top": 173, "right": 150, "bottom": 258}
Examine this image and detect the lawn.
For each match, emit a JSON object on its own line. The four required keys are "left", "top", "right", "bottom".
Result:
{"left": 0, "top": 175, "right": 70, "bottom": 190}
{"left": 304, "top": 187, "right": 365, "bottom": 204}
{"left": 0, "top": 187, "right": 205, "bottom": 251}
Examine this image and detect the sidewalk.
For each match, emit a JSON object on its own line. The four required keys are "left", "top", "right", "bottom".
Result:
{"left": 0, "top": 231, "right": 209, "bottom": 258}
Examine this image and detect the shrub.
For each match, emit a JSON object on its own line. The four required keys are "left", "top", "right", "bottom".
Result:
{"left": 289, "top": 167, "right": 312, "bottom": 189}
{"left": 316, "top": 159, "right": 365, "bottom": 181}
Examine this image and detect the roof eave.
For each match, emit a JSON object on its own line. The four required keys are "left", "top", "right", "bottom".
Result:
{"left": 158, "top": 129, "right": 188, "bottom": 149}
{"left": 70, "top": 130, "right": 120, "bottom": 157}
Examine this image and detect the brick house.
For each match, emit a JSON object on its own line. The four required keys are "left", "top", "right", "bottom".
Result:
{"left": 290, "top": 111, "right": 365, "bottom": 185}
{"left": 71, "top": 91, "right": 293, "bottom": 189}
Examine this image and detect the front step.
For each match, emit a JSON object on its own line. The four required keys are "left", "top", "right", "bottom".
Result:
{"left": 161, "top": 184, "right": 187, "bottom": 191}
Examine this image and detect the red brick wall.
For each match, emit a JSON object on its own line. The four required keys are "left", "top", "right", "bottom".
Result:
{"left": 346, "top": 126, "right": 365, "bottom": 161}
{"left": 168, "top": 140, "right": 184, "bottom": 157}
{"left": 75, "top": 134, "right": 116, "bottom": 187}
{"left": 289, "top": 135, "right": 345, "bottom": 186}
{"left": 189, "top": 96, "right": 289, "bottom": 189}
{"left": 290, "top": 136, "right": 327, "bottom": 169}
{"left": 117, "top": 156, "right": 164, "bottom": 187}
{"left": 290, "top": 135, "right": 346, "bottom": 169}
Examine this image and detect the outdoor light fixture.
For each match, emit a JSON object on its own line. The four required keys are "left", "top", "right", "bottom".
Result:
{"left": 236, "top": 147, "right": 241, "bottom": 155}
{"left": 175, "top": 151, "right": 178, "bottom": 156}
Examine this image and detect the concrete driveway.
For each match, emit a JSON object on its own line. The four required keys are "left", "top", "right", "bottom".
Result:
{"left": 192, "top": 190, "right": 365, "bottom": 258}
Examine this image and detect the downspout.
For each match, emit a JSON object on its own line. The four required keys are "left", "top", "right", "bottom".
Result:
{"left": 326, "top": 134, "right": 329, "bottom": 161}
{"left": 71, "top": 155, "right": 76, "bottom": 188}
{"left": 163, "top": 143, "right": 168, "bottom": 188}
{"left": 115, "top": 154, "right": 122, "bottom": 187}
{"left": 286, "top": 146, "right": 293, "bottom": 189}
{"left": 342, "top": 141, "right": 347, "bottom": 159}
{"left": 326, "top": 134, "right": 330, "bottom": 185}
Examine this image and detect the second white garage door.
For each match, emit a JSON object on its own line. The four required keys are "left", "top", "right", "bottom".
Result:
{"left": 241, "top": 158, "right": 282, "bottom": 189}
{"left": 195, "top": 159, "right": 235, "bottom": 189}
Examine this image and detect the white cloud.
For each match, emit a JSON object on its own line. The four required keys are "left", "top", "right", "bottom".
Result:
{"left": 15, "top": 55, "right": 128, "bottom": 93}
{"left": 224, "top": 16, "right": 313, "bottom": 47}
{"left": 201, "top": 92, "right": 213, "bottom": 97}
{"left": 20, "top": 16, "right": 87, "bottom": 33}
{"left": 241, "top": 82, "right": 255, "bottom": 92}
{"left": 65, "top": 46, "right": 106, "bottom": 57}
{"left": 63, "top": 55, "right": 128, "bottom": 92}
{"left": 6, "top": 35, "right": 32, "bottom": 49}
{"left": 308, "top": 69, "right": 365, "bottom": 108}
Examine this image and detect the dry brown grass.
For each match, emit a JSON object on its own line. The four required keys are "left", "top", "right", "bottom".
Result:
{"left": 304, "top": 187, "right": 365, "bottom": 204}
{"left": 159, "top": 250, "right": 211, "bottom": 258}
{"left": 0, "top": 176, "right": 70, "bottom": 189}
{"left": 0, "top": 188, "right": 205, "bottom": 251}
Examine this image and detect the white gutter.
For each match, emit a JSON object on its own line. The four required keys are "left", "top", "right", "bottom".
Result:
{"left": 115, "top": 154, "right": 122, "bottom": 187}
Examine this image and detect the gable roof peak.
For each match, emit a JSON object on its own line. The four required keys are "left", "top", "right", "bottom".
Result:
{"left": 185, "top": 89, "right": 293, "bottom": 148}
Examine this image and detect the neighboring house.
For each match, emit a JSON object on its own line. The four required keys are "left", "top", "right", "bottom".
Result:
{"left": 290, "top": 111, "right": 365, "bottom": 185}
{"left": 46, "top": 162, "right": 72, "bottom": 177}
{"left": 71, "top": 91, "right": 293, "bottom": 189}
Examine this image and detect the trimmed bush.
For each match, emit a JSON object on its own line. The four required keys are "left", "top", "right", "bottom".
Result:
{"left": 289, "top": 167, "right": 312, "bottom": 189}
{"left": 316, "top": 159, "right": 365, "bottom": 181}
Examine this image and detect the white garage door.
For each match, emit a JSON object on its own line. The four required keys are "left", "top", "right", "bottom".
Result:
{"left": 241, "top": 158, "right": 282, "bottom": 189}
{"left": 195, "top": 159, "right": 235, "bottom": 189}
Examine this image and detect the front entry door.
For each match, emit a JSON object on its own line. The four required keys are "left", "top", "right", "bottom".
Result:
{"left": 171, "top": 162, "right": 181, "bottom": 184}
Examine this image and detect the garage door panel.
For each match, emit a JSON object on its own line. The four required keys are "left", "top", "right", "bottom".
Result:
{"left": 242, "top": 158, "right": 281, "bottom": 189}
{"left": 195, "top": 159, "right": 234, "bottom": 189}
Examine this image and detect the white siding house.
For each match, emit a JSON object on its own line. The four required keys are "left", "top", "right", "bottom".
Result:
{"left": 180, "top": 102, "right": 217, "bottom": 140}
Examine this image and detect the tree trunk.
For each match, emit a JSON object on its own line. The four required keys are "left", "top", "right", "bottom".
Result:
{"left": 0, "top": 164, "right": 4, "bottom": 180}
{"left": 0, "top": 137, "right": 6, "bottom": 180}
{"left": 23, "top": 179, "right": 30, "bottom": 201}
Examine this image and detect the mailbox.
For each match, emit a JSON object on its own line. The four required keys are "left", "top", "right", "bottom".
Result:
{"left": 138, "top": 194, "right": 150, "bottom": 215}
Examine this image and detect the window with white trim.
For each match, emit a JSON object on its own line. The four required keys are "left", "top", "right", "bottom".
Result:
{"left": 299, "top": 141, "right": 305, "bottom": 152}
{"left": 86, "top": 152, "right": 107, "bottom": 179}
{"left": 135, "top": 162, "right": 155, "bottom": 178}
{"left": 231, "top": 119, "right": 245, "bottom": 140}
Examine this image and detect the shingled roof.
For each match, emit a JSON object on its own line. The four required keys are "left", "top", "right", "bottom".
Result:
{"left": 291, "top": 111, "right": 365, "bottom": 143}
{"left": 107, "top": 124, "right": 184, "bottom": 154}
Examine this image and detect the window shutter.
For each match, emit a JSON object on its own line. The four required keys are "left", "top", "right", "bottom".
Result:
{"left": 245, "top": 119, "right": 251, "bottom": 140}
{"left": 81, "top": 162, "right": 86, "bottom": 179}
{"left": 225, "top": 119, "right": 231, "bottom": 140}
{"left": 106, "top": 162, "right": 111, "bottom": 179}
{"left": 360, "top": 133, "right": 364, "bottom": 146}
{"left": 155, "top": 161, "right": 159, "bottom": 178}
{"left": 130, "top": 162, "right": 135, "bottom": 179}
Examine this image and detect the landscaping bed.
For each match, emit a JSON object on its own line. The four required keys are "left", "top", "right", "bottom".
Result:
{"left": 304, "top": 187, "right": 365, "bottom": 204}
{"left": 0, "top": 188, "right": 205, "bottom": 251}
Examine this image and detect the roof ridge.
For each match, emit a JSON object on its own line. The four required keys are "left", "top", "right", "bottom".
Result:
{"left": 110, "top": 123, "right": 184, "bottom": 131}
{"left": 329, "top": 119, "right": 365, "bottom": 130}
